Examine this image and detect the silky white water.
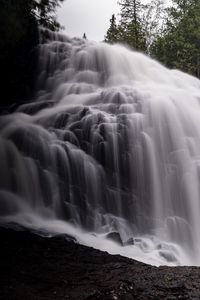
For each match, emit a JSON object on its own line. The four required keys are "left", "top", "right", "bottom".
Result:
{"left": 1, "top": 30, "right": 200, "bottom": 266}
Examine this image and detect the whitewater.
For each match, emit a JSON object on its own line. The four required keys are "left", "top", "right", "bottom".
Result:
{"left": 1, "top": 30, "right": 200, "bottom": 266}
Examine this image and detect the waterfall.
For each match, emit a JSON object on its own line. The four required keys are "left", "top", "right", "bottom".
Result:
{"left": 1, "top": 30, "right": 200, "bottom": 266}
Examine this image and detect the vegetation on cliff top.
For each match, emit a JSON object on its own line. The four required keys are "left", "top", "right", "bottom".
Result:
{"left": 0, "top": 0, "right": 64, "bottom": 111}
{"left": 105, "top": 0, "right": 200, "bottom": 78}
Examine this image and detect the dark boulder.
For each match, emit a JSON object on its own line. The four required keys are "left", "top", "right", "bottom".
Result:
{"left": 106, "top": 231, "right": 123, "bottom": 245}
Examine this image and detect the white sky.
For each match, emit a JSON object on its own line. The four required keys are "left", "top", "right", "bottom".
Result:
{"left": 57, "top": 0, "right": 120, "bottom": 42}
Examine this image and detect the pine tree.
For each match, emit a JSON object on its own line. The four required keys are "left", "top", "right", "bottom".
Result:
{"left": 151, "top": 0, "right": 200, "bottom": 77}
{"left": 105, "top": 14, "right": 120, "bottom": 44}
{"left": 32, "top": 0, "right": 65, "bottom": 31}
{"left": 118, "top": 0, "right": 147, "bottom": 51}
{"left": 0, "top": 0, "right": 65, "bottom": 109}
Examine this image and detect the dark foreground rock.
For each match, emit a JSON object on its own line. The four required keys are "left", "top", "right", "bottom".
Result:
{"left": 0, "top": 228, "right": 200, "bottom": 300}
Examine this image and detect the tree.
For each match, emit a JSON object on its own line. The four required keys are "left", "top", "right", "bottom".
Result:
{"left": 118, "top": 0, "right": 147, "bottom": 51}
{"left": 141, "top": 0, "right": 165, "bottom": 54}
{"left": 105, "top": 0, "right": 200, "bottom": 77}
{"left": 105, "top": 0, "right": 166, "bottom": 54}
{"left": 0, "top": 0, "right": 65, "bottom": 111}
{"left": 105, "top": 1, "right": 147, "bottom": 52}
{"left": 105, "top": 14, "right": 120, "bottom": 43}
{"left": 151, "top": 0, "right": 200, "bottom": 77}
{"left": 32, "top": 0, "right": 65, "bottom": 31}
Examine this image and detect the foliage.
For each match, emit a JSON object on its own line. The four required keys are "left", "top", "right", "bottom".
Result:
{"left": 105, "top": 0, "right": 200, "bottom": 77}
{"left": 0, "top": 0, "right": 65, "bottom": 110}
{"left": 105, "top": 14, "right": 120, "bottom": 44}
{"left": 141, "top": 0, "right": 165, "bottom": 54}
{"left": 32, "top": 0, "right": 65, "bottom": 31}
{"left": 118, "top": 0, "right": 147, "bottom": 51}
{"left": 105, "top": 0, "right": 164, "bottom": 53}
{"left": 151, "top": 0, "right": 200, "bottom": 77}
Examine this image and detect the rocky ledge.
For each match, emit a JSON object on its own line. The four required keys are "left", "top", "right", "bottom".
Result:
{"left": 0, "top": 228, "right": 200, "bottom": 300}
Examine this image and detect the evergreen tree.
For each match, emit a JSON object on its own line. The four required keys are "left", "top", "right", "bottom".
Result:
{"left": 83, "top": 33, "right": 87, "bottom": 39}
{"left": 105, "top": 0, "right": 165, "bottom": 53}
{"left": 105, "top": 0, "right": 200, "bottom": 77}
{"left": 151, "top": 0, "right": 200, "bottom": 77}
{"left": 105, "top": 14, "right": 120, "bottom": 43}
{"left": 0, "top": 0, "right": 65, "bottom": 110}
{"left": 118, "top": 0, "right": 147, "bottom": 51}
{"left": 32, "top": 0, "right": 65, "bottom": 31}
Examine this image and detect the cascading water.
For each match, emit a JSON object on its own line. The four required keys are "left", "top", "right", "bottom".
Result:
{"left": 1, "top": 30, "right": 200, "bottom": 266}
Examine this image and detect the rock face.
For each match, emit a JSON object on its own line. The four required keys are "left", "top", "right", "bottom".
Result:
{"left": 1, "top": 228, "right": 200, "bottom": 300}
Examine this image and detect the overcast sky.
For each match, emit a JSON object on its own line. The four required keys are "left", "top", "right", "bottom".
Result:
{"left": 57, "top": 0, "right": 120, "bottom": 42}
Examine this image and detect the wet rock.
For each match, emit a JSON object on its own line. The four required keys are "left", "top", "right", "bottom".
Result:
{"left": 1, "top": 228, "right": 200, "bottom": 300}
{"left": 54, "top": 233, "right": 77, "bottom": 243}
{"left": 106, "top": 232, "right": 123, "bottom": 245}
{"left": 123, "top": 237, "right": 134, "bottom": 246}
